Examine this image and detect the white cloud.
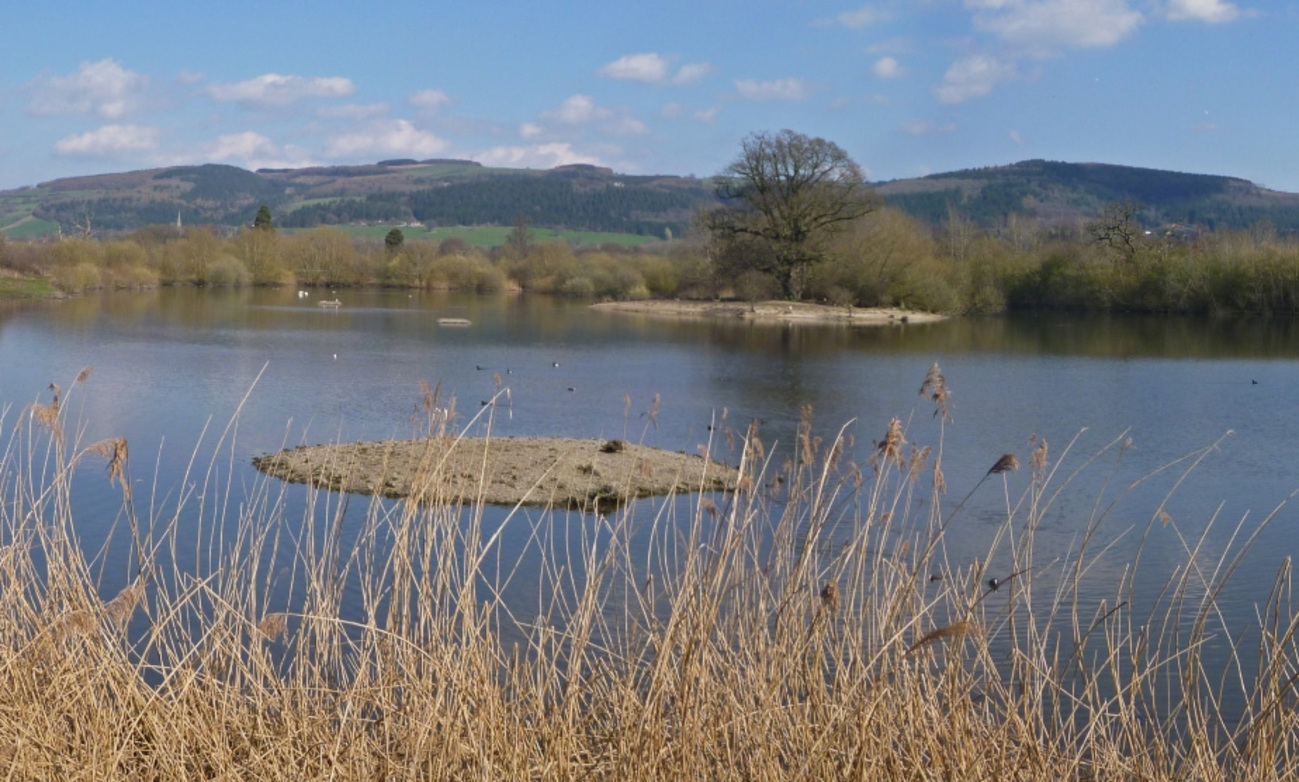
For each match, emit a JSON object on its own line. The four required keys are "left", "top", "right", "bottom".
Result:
{"left": 317, "top": 103, "right": 389, "bottom": 119}
{"left": 29, "top": 59, "right": 150, "bottom": 119}
{"left": 207, "top": 131, "right": 278, "bottom": 161}
{"left": 901, "top": 119, "right": 957, "bottom": 135}
{"left": 1165, "top": 0, "right": 1241, "bottom": 22}
{"left": 54, "top": 124, "right": 159, "bottom": 156}
{"left": 735, "top": 78, "right": 808, "bottom": 101}
{"left": 539, "top": 95, "right": 648, "bottom": 136}
{"left": 933, "top": 54, "right": 1017, "bottom": 103}
{"left": 520, "top": 122, "right": 544, "bottom": 138}
{"left": 549, "top": 94, "right": 599, "bottom": 124}
{"left": 474, "top": 143, "right": 604, "bottom": 169}
{"left": 969, "top": 0, "right": 1144, "bottom": 51}
{"left": 158, "top": 135, "right": 317, "bottom": 171}
{"left": 598, "top": 53, "right": 713, "bottom": 85}
{"left": 659, "top": 103, "right": 719, "bottom": 122}
{"left": 325, "top": 119, "right": 448, "bottom": 160}
{"left": 672, "top": 62, "right": 713, "bottom": 85}
{"left": 872, "top": 57, "right": 905, "bottom": 79}
{"left": 1009, "top": 129, "right": 1026, "bottom": 144}
{"left": 207, "top": 74, "right": 355, "bottom": 106}
{"left": 594, "top": 52, "right": 711, "bottom": 85}
{"left": 600, "top": 53, "right": 671, "bottom": 83}
{"left": 409, "top": 89, "right": 452, "bottom": 110}
{"left": 833, "top": 5, "right": 891, "bottom": 28}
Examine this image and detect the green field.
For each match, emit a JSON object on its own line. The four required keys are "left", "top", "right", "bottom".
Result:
{"left": 1, "top": 217, "right": 60, "bottom": 239}
{"left": 281, "top": 196, "right": 359, "bottom": 213}
{"left": 0, "top": 273, "right": 56, "bottom": 298}
{"left": 312, "top": 224, "right": 664, "bottom": 248}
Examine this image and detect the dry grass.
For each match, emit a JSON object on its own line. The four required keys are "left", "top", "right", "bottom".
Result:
{"left": 0, "top": 365, "right": 1295, "bottom": 779}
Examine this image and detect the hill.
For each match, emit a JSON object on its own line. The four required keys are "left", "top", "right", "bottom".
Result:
{"left": 4, "top": 157, "right": 1299, "bottom": 240}
{"left": 876, "top": 159, "right": 1299, "bottom": 233}
{"left": 0, "top": 160, "right": 714, "bottom": 241}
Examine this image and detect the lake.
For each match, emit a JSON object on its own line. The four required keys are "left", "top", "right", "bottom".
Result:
{"left": 3, "top": 287, "right": 1298, "bottom": 684}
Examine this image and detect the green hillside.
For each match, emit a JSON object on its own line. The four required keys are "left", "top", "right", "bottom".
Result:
{"left": 877, "top": 159, "right": 1299, "bottom": 232}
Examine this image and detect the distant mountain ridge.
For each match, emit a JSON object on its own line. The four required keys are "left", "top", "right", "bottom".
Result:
{"left": 3, "top": 157, "right": 1298, "bottom": 240}
{"left": 876, "top": 159, "right": 1299, "bottom": 233}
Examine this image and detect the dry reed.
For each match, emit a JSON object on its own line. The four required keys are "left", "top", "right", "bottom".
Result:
{"left": 0, "top": 367, "right": 1294, "bottom": 780}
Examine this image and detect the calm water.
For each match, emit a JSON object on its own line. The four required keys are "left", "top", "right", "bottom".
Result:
{"left": 3, "top": 287, "right": 1299, "bottom": 673}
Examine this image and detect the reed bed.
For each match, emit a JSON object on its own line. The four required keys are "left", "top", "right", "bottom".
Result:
{"left": 0, "top": 365, "right": 1296, "bottom": 780}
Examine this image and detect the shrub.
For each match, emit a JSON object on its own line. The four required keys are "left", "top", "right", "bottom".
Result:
{"left": 206, "top": 255, "right": 250, "bottom": 287}
{"left": 559, "top": 275, "right": 596, "bottom": 299}
{"left": 48, "top": 262, "right": 103, "bottom": 292}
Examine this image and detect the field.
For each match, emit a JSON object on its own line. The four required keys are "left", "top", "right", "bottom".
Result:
{"left": 320, "top": 223, "right": 665, "bottom": 247}
{"left": 0, "top": 270, "right": 57, "bottom": 298}
{"left": 1, "top": 216, "right": 60, "bottom": 239}
{"left": 0, "top": 215, "right": 665, "bottom": 247}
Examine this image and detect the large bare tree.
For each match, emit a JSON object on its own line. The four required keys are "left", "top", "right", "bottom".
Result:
{"left": 708, "top": 129, "right": 875, "bottom": 299}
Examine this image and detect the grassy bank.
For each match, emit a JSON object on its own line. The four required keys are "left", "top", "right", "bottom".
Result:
{"left": 0, "top": 368, "right": 1296, "bottom": 778}
{"left": 0, "top": 269, "right": 57, "bottom": 299}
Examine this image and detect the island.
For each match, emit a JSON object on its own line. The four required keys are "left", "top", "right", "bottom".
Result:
{"left": 253, "top": 436, "right": 740, "bottom": 510}
{"left": 590, "top": 300, "right": 946, "bottom": 324}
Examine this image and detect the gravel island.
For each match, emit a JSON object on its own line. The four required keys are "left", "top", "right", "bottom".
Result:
{"left": 590, "top": 299, "right": 946, "bottom": 324}
{"left": 253, "top": 436, "right": 740, "bottom": 510}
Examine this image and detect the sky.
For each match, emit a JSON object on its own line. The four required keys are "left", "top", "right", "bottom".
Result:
{"left": 2, "top": 0, "right": 1295, "bottom": 193}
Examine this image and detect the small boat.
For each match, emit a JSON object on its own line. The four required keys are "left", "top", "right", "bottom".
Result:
{"left": 318, "top": 299, "right": 342, "bottom": 308}
{"left": 436, "top": 317, "right": 471, "bottom": 327}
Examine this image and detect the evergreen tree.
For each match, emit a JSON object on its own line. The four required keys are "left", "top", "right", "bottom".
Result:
{"left": 385, "top": 227, "right": 405, "bottom": 253}
{"left": 254, "top": 204, "right": 275, "bottom": 232}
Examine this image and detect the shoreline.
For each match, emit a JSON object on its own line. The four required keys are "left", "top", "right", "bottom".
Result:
{"left": 590, "top": 299, "right": 947, "bottom": 324}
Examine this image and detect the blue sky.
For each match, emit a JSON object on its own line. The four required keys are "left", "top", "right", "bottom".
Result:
{"left": 2, "top": 1, "right": 1294, "bottom": 192}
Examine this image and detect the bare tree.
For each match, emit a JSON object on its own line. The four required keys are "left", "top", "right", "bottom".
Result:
{"left": 708, "top": 129, "right": 876, "bottom": 300}
{"left": 1087, "top": 200, "right": 1143, "bottom": 262}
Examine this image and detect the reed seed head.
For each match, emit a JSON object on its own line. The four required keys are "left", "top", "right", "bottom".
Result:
{"left": 88, "top": 437, "right": 130, "bottom": 496}
{"left": 1031, "top": 437, "right": 1048, "bottom": 475}
{"left": 918, "top": 362, "right": 952, "bottom": 420}
{"left": 819, "top": 581, "right": 840, "bottom": 615}
{"left": 987, "top": 453, "right": 1020, "bottom": 476}
{"left": 907, "top": 621, "right": 980, "bottom": 654}
{"left": 878, "top": 417, "right": 905, "bottom": 463}
{"left": 53, "top": 609, "right": 96, "bottom": 641}
{"left": 257, "top": 612, "right": 288, "bottom": 641}
{"left": 104, "top": 584, "right": 144, "bottom": 626}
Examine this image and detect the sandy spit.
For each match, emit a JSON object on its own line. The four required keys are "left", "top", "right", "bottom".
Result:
{"left": 590, "top": 299, "right": 946, "bottom": 324}
{"left": 253, "top": 436, "right": 740, "bottom": 510}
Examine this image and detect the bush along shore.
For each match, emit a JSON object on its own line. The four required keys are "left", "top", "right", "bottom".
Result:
{"left": 1, "top": 366, "right": 1298, "bottom": 778}
{"left": 8, "top": 209, "right": 1299, "bottom": 315}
